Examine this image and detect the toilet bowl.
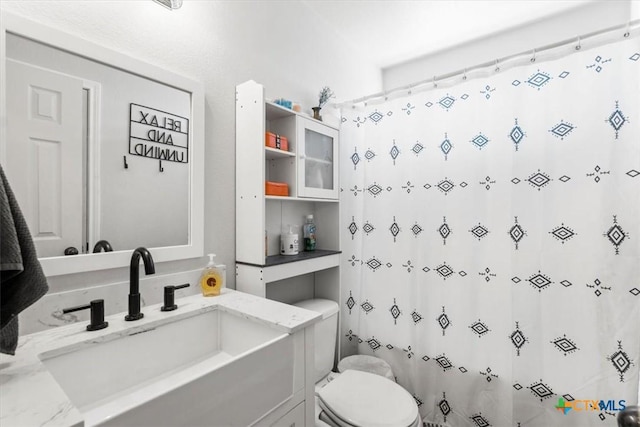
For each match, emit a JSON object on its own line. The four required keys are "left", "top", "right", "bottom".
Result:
{"left": 293, "top": 299, "right": 420, "bottom": 427}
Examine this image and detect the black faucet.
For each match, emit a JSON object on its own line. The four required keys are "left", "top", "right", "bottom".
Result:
{"left": 63, "top": 299, "right": 108, "bottom": 331}
{"left": 92, "top": 240, "right": 113, "bottom": 253}
{"left": 125, "top": 247, "right": 155, "bottom": 321}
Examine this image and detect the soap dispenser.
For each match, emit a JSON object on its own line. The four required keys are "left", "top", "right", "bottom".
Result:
{"left": 200, "top": 253, "right": 224, "bottom": 297}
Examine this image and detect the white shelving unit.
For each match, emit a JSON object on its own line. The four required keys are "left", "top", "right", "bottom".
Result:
{"left": 235, "top": 80, "right": 341, "bottom": 308}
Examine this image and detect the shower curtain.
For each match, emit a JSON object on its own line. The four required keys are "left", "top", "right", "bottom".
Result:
{"left": 340, "top": 33, "right": 639, "bottom": 426}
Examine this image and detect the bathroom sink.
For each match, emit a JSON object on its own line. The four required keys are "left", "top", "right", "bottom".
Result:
{"left": 39, "top": 306, "right": 294, "bottom": 426}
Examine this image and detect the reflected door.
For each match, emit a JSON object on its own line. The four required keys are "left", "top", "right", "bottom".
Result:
{"left": 6, "top": 59, "right": 84, "bottom": 257}
{"left": 297, "top": 118, "right": 339, "bottom": 199}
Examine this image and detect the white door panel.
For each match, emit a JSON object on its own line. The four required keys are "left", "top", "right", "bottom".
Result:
{"left": 6, "top": 59, "right": 83, "bottom": 257}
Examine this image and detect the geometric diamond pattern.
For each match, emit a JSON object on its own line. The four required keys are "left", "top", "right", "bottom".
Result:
{"left": 606, "top": 101, "right": 627, "bottom": 139}
{"left": 348, "top": 218, "right": 358, "bottom": 238}
{"left": 509, "top": 217, "right": 527, "bottom": 249}
{"left": 439, "top": 95, "right": 456, "bottom": 111}
{"left": 437, "top": 306, "right": 451, "bottom": 336}
{"left": 367, "top": 183, "right": 383, "bottom": 197}
{"left": 551, "top": 334, "right": 579, "bottom": 356}
{"left": 368, "top": 111, "right": 384, "bottom": 123}
{"left": 390, "top": 142, "right": 400, "bottom": 163}
{"left": 509, "top": 118, "right": 526, "bottom": 151}
{"left": 527, "top": 271, "right": 553, "bottom": 292}
{"left": 528, "top": 380, "right": 555, "bottom": 401}
{"left": 470, "top": 319, "right": 490, "bottom": 337}
{"left": 550, "top": 223, "right": 576, "bottom": 243}
{"left": 440, "top": 133, "right": 453, "bottom": 160}
{"left": 435, "top": 354, "right": 454, "bottom": 371}
{"left": 439, "top": 394, "right": 452, "bottom": 419}
{"left": 438, "top": 217, "right": 451, "bottom": 244}
{"left": 510, "top": 322, "right": 528, "bottom": 356}
{"left": 351, "top": 152, "right": 360, "bottom": 168}
{"left": 435, "top": 263, "right": 455, "bottom": 280}
{"left": 527, "top": 170, "right": 552, "bottom": 190}
{"left": 412, "top": 142, "right": 424, "bottom": 156}
{"left": 367, "top": 337, "right": 382, "bottom": 352}
{"left": 471, "top": 133, "right": 490, "bottom": 150}
{"left": 604, "top": 216, "right": 628, "bottom": 255}
{"left": 586, "top": 278, "right": 612, "bottom": 297}
{"left": 437, "top": 178, "right": 456, "bottom": 195}
{"left": 366, "top": 258, "right": 383, "bottom": 271}
{"left": 470, "top": 224, "right": 490, "bottom": 240}
{"left": 346, "top": 292, "right": 356, "bottom": 313}
{"left": 527, "top": 70, "right": 551, "bottom": 90}
{"left": 549, "top": 120, "right": 576, "bottom": 140}
{"left": 411, "top": 310, "right": 423, "bottom": 324}
{"left": 480, "top": 366, "right": 498, "bottom": 382}
{"left": 361, "top": 300, "right": 375, "bottom": 313}
{"left": 470, "top": 413, "right": 491, "bottom": 427}
{"left": 608, "top": 341, "right": 634, "bottom": 382}
{"left": 390, "top": 299, "right": 401, "bottom": 324}
{"left": 389, "top": 217, "right": 400, "bottom": 241}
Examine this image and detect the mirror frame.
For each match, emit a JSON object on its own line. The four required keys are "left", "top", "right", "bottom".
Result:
{"left": 0, "top": 11, "right": 204, "bottom": 276}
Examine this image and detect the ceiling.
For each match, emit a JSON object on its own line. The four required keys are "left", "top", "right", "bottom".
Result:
{"left": 301, "top": 0, "right": 596, "bottom": 69}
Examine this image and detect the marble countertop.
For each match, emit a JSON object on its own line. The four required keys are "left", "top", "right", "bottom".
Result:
{"left": 0, "top": 289, "right": 321, "bottom": 426}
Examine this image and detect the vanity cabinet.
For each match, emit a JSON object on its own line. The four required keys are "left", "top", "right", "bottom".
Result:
{"left": 235, "top": 79, "right": 341, "bottom": 310}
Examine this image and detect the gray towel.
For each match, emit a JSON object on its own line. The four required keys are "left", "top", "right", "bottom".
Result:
{"left": 0, "top": 164, "right": 48, "bottom": 355}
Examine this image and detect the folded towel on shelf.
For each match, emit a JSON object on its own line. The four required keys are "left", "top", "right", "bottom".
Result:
{"left": 0, "top": 164, "right": 48, "bottom": 355}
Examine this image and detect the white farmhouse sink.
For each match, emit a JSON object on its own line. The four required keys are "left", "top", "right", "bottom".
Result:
{"left": 39, "top": 307, "right": 293, "bottom": 426}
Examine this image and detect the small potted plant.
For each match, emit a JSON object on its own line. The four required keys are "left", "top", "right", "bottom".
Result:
{"left": 312, "top": 86, "right": 334, "bottom": 121}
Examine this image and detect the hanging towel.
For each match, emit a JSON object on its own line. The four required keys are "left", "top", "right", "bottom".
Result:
{"left": 0, "top": 164, "right": 48, "bottom": 355}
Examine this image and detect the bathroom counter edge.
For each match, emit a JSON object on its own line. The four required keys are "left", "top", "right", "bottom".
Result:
{"left": 0, "top": 289, "right": 321, "bottom": 427}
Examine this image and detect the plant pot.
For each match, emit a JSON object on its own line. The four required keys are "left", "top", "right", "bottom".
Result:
{"left": 312, "top": 107, "right": 322, "bottom": 121}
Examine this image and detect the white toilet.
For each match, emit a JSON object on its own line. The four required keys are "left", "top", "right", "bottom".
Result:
{"left": 294, "top": 299, "right": 420, "bottom": 427}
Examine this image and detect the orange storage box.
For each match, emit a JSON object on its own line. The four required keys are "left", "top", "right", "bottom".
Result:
{"left": 265, "top": 132, "right": 288, "bottom": 151}
{"left": 265, "top": 181, "right": 289, "bottom": 196}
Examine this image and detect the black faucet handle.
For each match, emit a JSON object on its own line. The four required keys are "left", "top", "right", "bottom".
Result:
{"left": 161, "top": 283, "right": 191, "bottom": 312}
{"left": 63, "top": 299, "right": 109, "bottom": 331}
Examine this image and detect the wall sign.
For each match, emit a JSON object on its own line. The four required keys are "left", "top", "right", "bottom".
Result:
{"left": 129, "top": 104, "right": 189, "bottom": 163}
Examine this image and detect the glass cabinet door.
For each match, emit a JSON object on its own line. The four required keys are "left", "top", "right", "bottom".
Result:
{"left": 297, "top": 117, "right": 339, "bottom": 199}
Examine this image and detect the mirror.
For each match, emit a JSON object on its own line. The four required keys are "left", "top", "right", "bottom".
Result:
{"left": 0, "top": 12, "right": 204, "bottom": 276}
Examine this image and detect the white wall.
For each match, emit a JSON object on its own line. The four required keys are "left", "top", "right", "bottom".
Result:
{"left": 383, "top": 1, "right": 632, "bottom": 90}
{"left": 0, "top": 0, "right": 382, "bottom": 333}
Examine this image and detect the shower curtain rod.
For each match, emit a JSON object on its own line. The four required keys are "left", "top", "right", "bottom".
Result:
{"left": 337, "top": 18, "right": 640, "bottom": 107}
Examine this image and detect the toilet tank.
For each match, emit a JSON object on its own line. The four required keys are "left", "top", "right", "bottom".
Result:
{"left": 293, "top": 299, "right": 339, "bottom": 383}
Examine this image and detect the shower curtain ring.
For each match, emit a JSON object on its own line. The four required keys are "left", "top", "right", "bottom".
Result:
{"left": 575, "top": 36, "right": 581, "bottom": 51}
{"left": 530, "top": 49, "right": 536, "bottom": 63}
{"left": 624, "top": 22, "right": 630, "bottom": 37}
{"left": 463, "top": 69, "right": 467, "bottom": 80}
{"left": 433, "top": 76, "right": 437, "bottom": 88}
{"left": 494, "top": 60, "right": 500, "bottom": 72}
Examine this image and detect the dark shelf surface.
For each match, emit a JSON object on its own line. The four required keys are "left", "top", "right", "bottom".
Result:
{"left": 237, "top": 249, "right": 342, "bottom": 268}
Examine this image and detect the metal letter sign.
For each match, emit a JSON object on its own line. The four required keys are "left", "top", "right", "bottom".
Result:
{"left": 129, "top": 104, "right": 189, "bottom": 163}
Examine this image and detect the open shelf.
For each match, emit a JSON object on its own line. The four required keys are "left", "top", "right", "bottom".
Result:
{"left": 265, "top": 146, "right": 295, "bottom": 160}
{"left": 265, "top": 195, "right": 339, "bottom": 203}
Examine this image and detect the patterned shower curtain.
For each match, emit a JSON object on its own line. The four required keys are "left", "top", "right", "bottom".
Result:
{"left": 339, "top": 33, "right": 639, "bottom": 426}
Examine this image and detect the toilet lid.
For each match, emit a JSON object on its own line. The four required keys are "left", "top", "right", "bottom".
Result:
{"left": 317, "top": 370, "right": 419, "bottom": 427}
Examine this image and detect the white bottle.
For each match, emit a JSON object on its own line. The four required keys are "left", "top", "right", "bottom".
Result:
{"left": 280, "top": 225, "right": 299, "bottom": 255}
